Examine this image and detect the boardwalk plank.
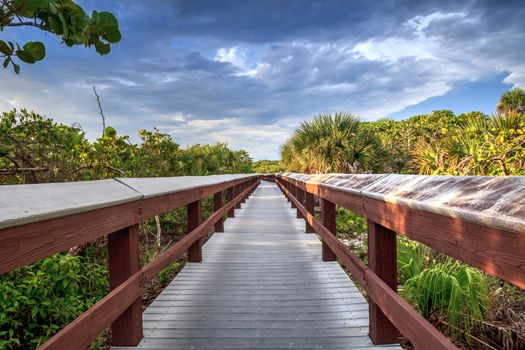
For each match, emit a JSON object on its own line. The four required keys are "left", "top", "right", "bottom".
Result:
{"left": 117, "top": 181, "right": 401, "bottom": 349}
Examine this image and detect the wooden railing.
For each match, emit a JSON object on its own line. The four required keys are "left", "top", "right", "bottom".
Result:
{"left": 273, "top": 173, "right": 525, "bottom": 350}
{"left": 0, "top": 175, "right": 260, "bottom": 349}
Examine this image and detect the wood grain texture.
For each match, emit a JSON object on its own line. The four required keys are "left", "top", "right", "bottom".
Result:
{"left": 363, "top": 197, "right": 525, "bottom": 290}
{"left": 108, "top": 224, "right": 143, "bottom": 346}
{"left": 0, "top": 201, "right": 140, "bottom": 274}
{"left": 368, "top": 221, "right": 398, "bottom": 344}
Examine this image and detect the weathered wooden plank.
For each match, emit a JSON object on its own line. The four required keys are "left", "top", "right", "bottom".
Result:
{"left": 123, "top": 181, "right": 398, "bottom": 350}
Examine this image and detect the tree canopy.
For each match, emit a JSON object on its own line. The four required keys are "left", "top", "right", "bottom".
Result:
{"left": 0, "top": 0, "right": 120, "bottom": 73}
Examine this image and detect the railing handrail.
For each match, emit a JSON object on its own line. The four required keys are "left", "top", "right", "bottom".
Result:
{"left": 0, "top": 174, "right": 258, "bottom": 230}
{"left": 280, "top": 172, "right": 525, "bottom": 234}
{"left": 0, "top": 174, "right": 259, "bottom": 274}
{"left": 277, "top": 172, "right": 525, "bottom": 290}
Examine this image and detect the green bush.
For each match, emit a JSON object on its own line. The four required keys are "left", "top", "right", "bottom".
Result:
{"left": 402, "top": 257, "right": 489, "bottom": 336}
{"left": 0, "top": 254, "right": 108, "bottom": 349}
{"left": 335, "top": 207, "right": 367, "bottom": 236}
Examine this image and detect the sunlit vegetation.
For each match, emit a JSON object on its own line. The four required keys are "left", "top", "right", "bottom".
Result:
{"left": 279, "top": 88, "right": 525, "bottom": 349}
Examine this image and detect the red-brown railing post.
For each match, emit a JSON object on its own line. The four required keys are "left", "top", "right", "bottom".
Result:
{"left": 290, "top": 183, "right": 297, "bottom": 209}
{"left": 214, "top": 191, "right": 224, "bottom": 232}
{"left": 187, "top": 200, "right": 202, "bottom": 262}
{"left": 108, "top": 224, "right": 143, "bottom": 346}
{"left": 296, "top": 187, "right": 305, "bottom": 219}
{"left": 235, "top": 185, "right": 241, "bottom": 209}
{"left": 227, "top": 187, "right": 235, "bottom": 217}
{"left": 322, "top": 198, "right": 337, "bottom": 261}
{"left": 368, "top": 220, "right": 399, "bottom": 344}
{"left": 285, "top": 182, "right": 291, "bottom": 202}
{"left": 305, "top": 191, "right": 315, "bottom": 233}
{"left": 241, "top": 183, "right": 246, "bottom": 203}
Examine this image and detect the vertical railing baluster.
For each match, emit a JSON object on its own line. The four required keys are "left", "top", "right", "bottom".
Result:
{"left": 368, "top": 220, "right": 398, "bottom": 344}
{"left": 108, "top": 224, "right": 143, "bottom": 346}
{"left": 187, "top": 200, "right": 202, "bottom": 262}
{"left": 321, "top": 198, "right": 336, "bottom": 261}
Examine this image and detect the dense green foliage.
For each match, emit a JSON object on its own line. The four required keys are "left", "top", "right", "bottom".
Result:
{"left": 0, "top": 254, "right": 107, "bottom": 348}
{"left": 281, "top": 112, "right": 385, "bottom": 173}
{"left": 282, "top": 108, "right": 524, "bottom": 176}
{"left": 497, "top": 88, "right": 525, "bottom": 117}
{"left": 1, "top": 0, "right": 120, "bottom": 73}
{"left": 252, "top": 160, "right": 285, "bottom": 174}
{"left": 0, "top": 109, "right": 253, "bottom": 185}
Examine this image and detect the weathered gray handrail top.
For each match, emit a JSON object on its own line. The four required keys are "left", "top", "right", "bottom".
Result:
{"left": 279, "top": 173, "right": 525, "bottom": 234}
{"left": 0, "top": 174, "right": 257, "bottom": 230}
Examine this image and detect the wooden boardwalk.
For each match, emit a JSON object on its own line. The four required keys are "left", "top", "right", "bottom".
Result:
{"left": 116, "top": 181, "right": 401, "bottom": 349}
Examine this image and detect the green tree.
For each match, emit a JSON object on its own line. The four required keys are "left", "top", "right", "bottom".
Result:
{"left": 0, "top": 109, "right": 91, "bottom": 184}
{"left": 252, "top": 160, "right": 285, "bottom": 174}
{"left": 0, "top": 0, "right": 120, "bottom": 73}
{"left": 497, "top": 87, "right": 525, "bottom": 117}
{"left": 281, "top": 112, "right": 385, "bottom": 173}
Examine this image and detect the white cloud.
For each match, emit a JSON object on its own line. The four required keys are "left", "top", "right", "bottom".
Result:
{"left": 405, "top": 11, "right": 467, "bottom": 32}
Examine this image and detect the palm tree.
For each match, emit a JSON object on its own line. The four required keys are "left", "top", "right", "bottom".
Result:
{"left": 496, "top": 88, "right": 525, "bottom": 116}
{"left": 281, "top": 112, "right": 385, "bottom": 173}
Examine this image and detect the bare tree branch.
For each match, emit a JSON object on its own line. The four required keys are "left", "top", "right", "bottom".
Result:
{"left": 93, "top": 85, "right": 106, "bottom": 136}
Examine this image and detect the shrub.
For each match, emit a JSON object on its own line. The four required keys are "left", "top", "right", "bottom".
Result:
{"left": 0, "top": 254, "right": 107, "bottom": 349}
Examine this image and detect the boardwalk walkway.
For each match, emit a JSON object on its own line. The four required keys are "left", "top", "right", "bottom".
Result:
{"left": 118, "top": 181, "right": 401, "bottom": 349}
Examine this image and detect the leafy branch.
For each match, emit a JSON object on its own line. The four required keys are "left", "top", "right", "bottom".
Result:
{"left": 0, "top": 0, "right": 121, "bottom": 74}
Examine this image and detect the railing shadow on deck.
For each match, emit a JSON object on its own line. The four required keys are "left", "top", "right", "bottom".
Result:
{"left": 0, "top": 172, "right": 523, "bottom": 349}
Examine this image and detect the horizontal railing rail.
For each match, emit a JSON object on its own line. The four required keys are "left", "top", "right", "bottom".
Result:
{"left": 0, "top": 175, "right": 260, "bottom": 349}
{"left": 274, "top": 173, "right": 525, "bottom": 350}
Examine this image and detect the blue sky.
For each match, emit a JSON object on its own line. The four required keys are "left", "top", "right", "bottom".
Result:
{"left": 1, "top": 0, "right": 524, "bottom": 160}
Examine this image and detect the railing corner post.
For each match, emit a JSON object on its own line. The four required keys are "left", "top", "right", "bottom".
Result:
{"left": 367, "top": 219, "right": 399, "bottom": 344}
{"left": 108, "top": 224, "right": 143, "bottom": 346}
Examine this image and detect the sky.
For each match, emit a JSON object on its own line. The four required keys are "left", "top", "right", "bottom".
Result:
{"left": 1, "top": 0, "right": 524, "bottom": 160}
